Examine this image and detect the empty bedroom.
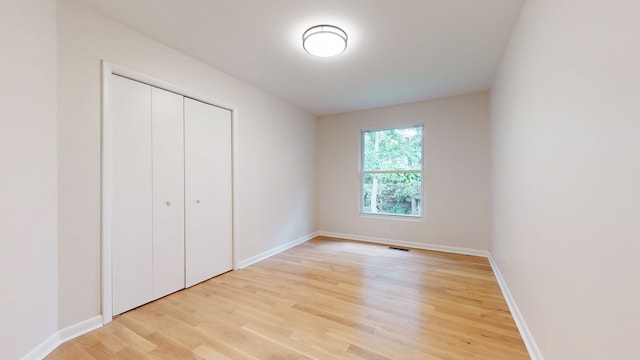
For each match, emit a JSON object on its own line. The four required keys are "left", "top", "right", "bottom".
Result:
{"left": 1, "top": 0, "right": 638, "bottom": 359}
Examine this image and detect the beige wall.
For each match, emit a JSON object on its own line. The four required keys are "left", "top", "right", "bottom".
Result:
{"left": 318, "top": 93, "right": 491, "bottom": 250}
{"left": 57, "top": 0, "right": 317, "bottom": 328}
{"left": 0, "top": 0, "right": 59, "bottom": 358}
{"left": 491, "top": 0, "right": 640, "bottom": 358}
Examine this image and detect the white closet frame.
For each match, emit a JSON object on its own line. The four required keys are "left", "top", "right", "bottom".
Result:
{"left": 100, "top": 61, "right": 240, "bottom": 324}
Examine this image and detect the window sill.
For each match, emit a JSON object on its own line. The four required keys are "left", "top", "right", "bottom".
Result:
{"left": 359, "top": 213, "right": 425, "bottom": 222}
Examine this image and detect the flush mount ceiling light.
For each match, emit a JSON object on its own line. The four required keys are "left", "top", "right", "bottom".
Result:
{"left": 302, "top": 25, "right": 348, "bottom": 57}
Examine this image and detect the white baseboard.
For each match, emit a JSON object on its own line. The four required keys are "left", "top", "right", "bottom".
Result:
{"left": 317, "top": 231, "right": 491, "bottom": 257}
{"left": 487, "top": 254, "right": 544, "bottom": 360}
{"left": 19, "top": 332, "right": 60, "bottom": 360}
{"left": 20, "top": 315, "right": 103, "bottom": 360}
{"left": 58, "top": 315, "right": 103, "bottom": 343}
{"left": 238, "top": 232, "right": 319, "bottom": 269}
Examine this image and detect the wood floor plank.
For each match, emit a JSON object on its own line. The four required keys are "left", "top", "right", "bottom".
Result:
{"left": 45, "top": 341, "right": 97, "bottom": 360}
{"left": 46, "top": 236, "right": 529, "bottom": 359}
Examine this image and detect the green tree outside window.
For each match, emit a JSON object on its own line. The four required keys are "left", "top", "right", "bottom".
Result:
{"left": 361, "top": 126, "right": 423, "bottom": 217}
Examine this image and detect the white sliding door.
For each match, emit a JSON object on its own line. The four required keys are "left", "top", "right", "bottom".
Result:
{"left": 111, "top": 75, "right": 153, "bottom": 315}
{"left": 151, "top": 87, "right": 185, "bottom": 299}
{"left": 184, "top": 98, "right": 233, "bottom": 287}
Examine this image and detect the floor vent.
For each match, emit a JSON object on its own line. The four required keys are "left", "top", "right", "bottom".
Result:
{"left": 389, "top": 246, "right": 410, "bottom": 252}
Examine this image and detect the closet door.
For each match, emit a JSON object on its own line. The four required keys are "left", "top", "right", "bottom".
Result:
{"left": 151, "top": 87, "right": 185, "bottom": 299}
{"left": 111, "top": 75, "right": 153, "bottom": 315}
{"left": 184, "top": 98, "right": 233, "bottom": 287}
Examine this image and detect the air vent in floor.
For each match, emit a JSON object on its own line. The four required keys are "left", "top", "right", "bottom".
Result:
{"left": 388, "top": 246, "right": 410, "bottom": 251}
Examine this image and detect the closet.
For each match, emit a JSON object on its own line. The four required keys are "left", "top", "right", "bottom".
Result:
{"left": 110, "top": 74, "right": 232, "bottom": 316}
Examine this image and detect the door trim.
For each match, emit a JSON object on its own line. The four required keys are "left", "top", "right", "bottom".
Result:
{"left": 100, "top": 61, "right": 239, "bottom": 324}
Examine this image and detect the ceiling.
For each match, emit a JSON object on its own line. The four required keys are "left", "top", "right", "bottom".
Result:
{"left": 72, "top": 0, "right": 526, "bottom": 116}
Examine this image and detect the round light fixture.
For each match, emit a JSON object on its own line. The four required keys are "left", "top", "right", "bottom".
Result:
{"left": 302, "top": 25, "right": 348, "bottom": 57}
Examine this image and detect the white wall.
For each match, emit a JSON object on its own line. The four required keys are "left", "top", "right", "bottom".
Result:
{"left": 57, "top": 0, "right": 316, "bottom": 328}
{"left": 491, "top": 0, "right": 640, "bottom": 358}
{"left": 0, "top": 1, "right": 59, "bottom": 359}
{"left": 318, "top": 93, "right": 491, "bottom": 250}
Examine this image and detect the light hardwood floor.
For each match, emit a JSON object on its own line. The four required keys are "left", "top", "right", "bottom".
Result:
{"left": 47, "top": 237, "right": 529, "bottom": 359}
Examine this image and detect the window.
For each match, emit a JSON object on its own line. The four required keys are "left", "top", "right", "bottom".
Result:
{"left": 361, "top": 125, "right": 423, "bottom": 217}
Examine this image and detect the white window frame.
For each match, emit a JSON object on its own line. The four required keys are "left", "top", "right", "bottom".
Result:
{"left": 359, "top": 124, "right": 425, "bottom": 219}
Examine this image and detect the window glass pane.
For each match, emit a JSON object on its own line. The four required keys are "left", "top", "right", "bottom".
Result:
{"left": 363, "top": 173, "right": 422, "bottom": 216}
{"left": 363, "top": 126, "right": 422, "bottom": 171}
